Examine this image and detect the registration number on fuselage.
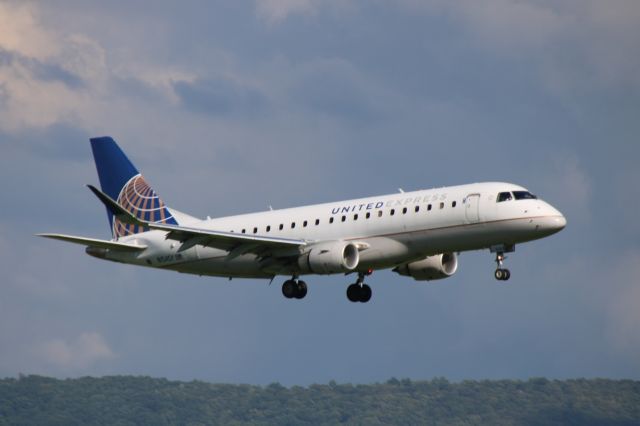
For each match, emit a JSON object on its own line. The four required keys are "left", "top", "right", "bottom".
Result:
{"left": 156, "top": 253, "right": 184, "bottom": 263}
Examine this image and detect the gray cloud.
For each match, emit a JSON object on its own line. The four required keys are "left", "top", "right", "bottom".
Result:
{"left": 0, "top": 47, "right": 84, "bottom": 89}
{"left": 0, "top": 0, "right": 637, "bottom": 385}
{"left": 287, "top": 57, "right": 386, "bottom": 123}
{"left": 172, "top": 77, "right": 269, "bottom": 117}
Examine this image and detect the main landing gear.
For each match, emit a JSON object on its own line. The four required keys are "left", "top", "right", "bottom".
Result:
{"left": 282, "top": 277, "right": 307, "bottom": 299}
{"left": 494, "top": 252, "right": 511, "bottom": 281}
{"left": 346, "top": 271, "right": 372, "bottom": 303}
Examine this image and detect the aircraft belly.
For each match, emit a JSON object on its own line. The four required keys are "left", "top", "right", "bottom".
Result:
{"left": 170, "top": 248, "right": 271, "bottom": 278}
{"left": 402, "top": 218, "right": 549, "bottom": 255}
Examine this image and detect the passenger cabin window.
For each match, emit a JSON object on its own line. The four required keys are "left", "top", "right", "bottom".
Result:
{"left": 315, "top": 219, "right": 320, "bottom": 225}
{"left": 415, "top": 206, "right": 420, "bottom": 213}
{"left": 353, "top": 214, "right": 358, "bottom": 220}
{"left": 241, "top": 229, "right": 246, "bottom": 233}
{"left": 253, "top": 227, "right": 257, "bottom": 234}
{"left": 497, "top": 192, "right": 513, "bottom": 202}
{"left": 513, "top": 191, "right": 537, "bottom": 200}
{"left": 291, "top": 222, "right": 296, "bottom": 229}
{"left": 427, "top": 204, "right": 432, "bottom": 211}
{"left": 439, "top": 202, "right": 444, "bottom": 209}
{"left": 378, "top": 210, "right": 383, "bottom": 217}
{"left": 366, "top": 212, "right": 371, "bottom": 219}
{"left": 341, "top": 215, "right": 346, "bottom": 222}
{"left": 266, "top": 225, "right": 271, "bottom": 232}
{"left": 452, "top": 201, "right": 457, "bottom": 208}
{"left": 303, "top": 220, "right": 308, "bottom": 227}
{"left": 279, "top": 224, "right": 284, "bottom": 230}
{"left": 330, "top": 217, "right": 334, "bottom": 224}
{"left": 390, "top": 209, "right": 395, "bottom": 216}
{"left": 402, "top": 207, "right": 407, "bottom": 214}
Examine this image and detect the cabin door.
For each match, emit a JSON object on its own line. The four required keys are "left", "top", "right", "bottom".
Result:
{"left": 465, "top": 194, "right": 480, "bottom": 223}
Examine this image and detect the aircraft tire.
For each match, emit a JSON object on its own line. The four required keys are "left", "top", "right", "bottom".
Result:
{"left": 346, "top": 284, "right": 360, "bottom": 302}
{"left": 282, "top": 280, "right": 297, "bottom": 298}
{"left": 495, "top": 269, "right": 511, "bottom": 281}
{"left": 360, "top": 284, "right": 372, "bottom": 303}
{"left": 295, "top": 281, "right": 308, "bottom": 299}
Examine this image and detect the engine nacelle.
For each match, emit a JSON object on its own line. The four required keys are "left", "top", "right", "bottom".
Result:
{"left": 298, "top": 241, "right": 360, "bottom": 274}
{"left": 393, "top": 253, "right": 458, "bottom": 281}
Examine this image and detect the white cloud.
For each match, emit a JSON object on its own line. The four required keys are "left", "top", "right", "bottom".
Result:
{"left": 0, "top": 3, "right": 101, "bottom": 130}
{"left": 40, "top": 332, "right": 116, "bottom": 371}
{"left": 0, "top": 2, "right": 58, "bottom": 59}
{"left": 0, "top": 2, "right": 194, "bottom": 132}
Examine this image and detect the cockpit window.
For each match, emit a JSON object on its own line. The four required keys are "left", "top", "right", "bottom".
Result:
{"left": 497, "top": 192, "right": 513, "bottom": 202}
{"left": 513, "top": 191, "right": 537, "bottom": 200}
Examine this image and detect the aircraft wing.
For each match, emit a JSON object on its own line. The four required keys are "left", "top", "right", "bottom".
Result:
{"left": 148, "top": 222, "right": 305, "bottom": 248}
{"left": 37, "top": 233, "right": 147, "bottom": 251}
{"left": 87, "top": 184, "right": 308, "bottom": 254}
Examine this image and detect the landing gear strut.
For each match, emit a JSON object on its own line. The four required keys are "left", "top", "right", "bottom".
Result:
{"left": 346, "top": 271, "right": 372, "bottom": 303}
{"left": 494, "top": 252, "right": 511, "bottom": 281}
{"left": 282, "top": 277, "right": 307, "bottom": 299}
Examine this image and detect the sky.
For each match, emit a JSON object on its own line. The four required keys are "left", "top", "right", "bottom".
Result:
{"left": 0, "top": 0, "right": 639, "bottom": 386}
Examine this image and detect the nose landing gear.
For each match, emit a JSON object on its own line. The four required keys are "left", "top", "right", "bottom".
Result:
{"left": 494, "top": 252, "right": 511, "bottom": 281}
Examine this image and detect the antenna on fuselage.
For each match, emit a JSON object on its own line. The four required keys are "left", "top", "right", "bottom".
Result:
{"left": 398, "top": 188, "right": 404, "bottom": 193}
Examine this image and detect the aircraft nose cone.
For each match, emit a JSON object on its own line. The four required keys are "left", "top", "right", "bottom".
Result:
{"left": 534, "top": 203, "right": 566, "bottom": 235}
{"left": 552, "top": 214, "right": 567, "bottom": 231}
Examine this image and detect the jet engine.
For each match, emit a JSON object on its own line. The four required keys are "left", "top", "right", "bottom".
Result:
{"left": 393, "top": 253, "right": 458, "bottom": 281}
{"left": 298, "top": 241, "right": 359, "bottom": 274}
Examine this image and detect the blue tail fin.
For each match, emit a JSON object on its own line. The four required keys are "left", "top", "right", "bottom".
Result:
{"left": 90, "top": 137, "right": 177, "bottom": 239}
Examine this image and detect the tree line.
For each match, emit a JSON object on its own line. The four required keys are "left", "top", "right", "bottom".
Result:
{"left": 1, "top": 375, "right": 639, "bottom": 425}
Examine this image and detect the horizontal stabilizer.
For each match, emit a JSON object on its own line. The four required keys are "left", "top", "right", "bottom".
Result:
{"left": 37, "top": 233, "right": 147, "bottom": 251}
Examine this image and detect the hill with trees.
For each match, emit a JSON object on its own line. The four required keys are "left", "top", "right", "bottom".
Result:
{"left": 1, "top": 375, "right": 639, "bottom": 425}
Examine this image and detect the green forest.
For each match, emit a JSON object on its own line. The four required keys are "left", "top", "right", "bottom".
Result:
{"left": 1, "top": 375, "right": 639, "bottom": 425}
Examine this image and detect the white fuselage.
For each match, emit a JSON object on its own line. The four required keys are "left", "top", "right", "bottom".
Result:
{"left": 101, "top": 182, "right": 565, "bottom": 279}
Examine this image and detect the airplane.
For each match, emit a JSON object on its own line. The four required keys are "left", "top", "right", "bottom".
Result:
{"left": 38, "top": 137, "right": 566, "bottom": 303}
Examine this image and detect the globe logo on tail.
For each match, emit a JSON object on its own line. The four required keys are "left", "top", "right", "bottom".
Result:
{"left": 113, "top": 174, "right": 176, "bottom": 238}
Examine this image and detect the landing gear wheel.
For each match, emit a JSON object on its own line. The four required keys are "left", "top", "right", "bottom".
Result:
{"left": 346, "top": 283, "right": 372, "bottom": 303}
{"left": 494, "top": 269, "right": 511, "bottom": 281}
{"left": 347, "top": 284, "right": 360, "bottom": 303}
{"left": 493, "top": 250, "right": 513, "bottom": 281}
{"left": 295, "top": 281, "right": 307, "bottom": 299}
{"left": 282, "top": 280, "right": 297, "bottom": 298}
{"left": 360, "top": 284, "right": 372, "bottom": 303}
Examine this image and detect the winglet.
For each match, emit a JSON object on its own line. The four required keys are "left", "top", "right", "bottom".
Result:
{"left": 87, "top": 184, "right": 146, "bottom": 227}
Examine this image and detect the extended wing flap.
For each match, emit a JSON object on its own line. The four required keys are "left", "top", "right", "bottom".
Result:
{"left": 37, "top": 233, "right": 147, "bottom": 251}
